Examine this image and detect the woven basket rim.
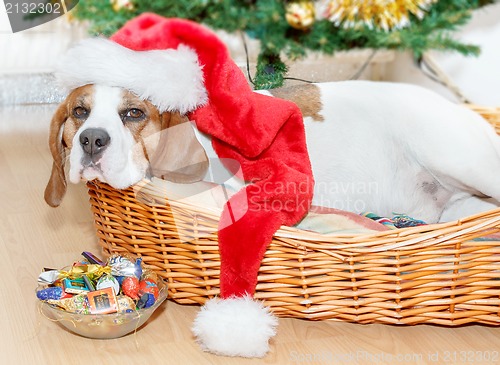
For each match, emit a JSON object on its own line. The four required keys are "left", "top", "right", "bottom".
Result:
{"left": 88, "top": 179, "right": 500, "bottom": 255}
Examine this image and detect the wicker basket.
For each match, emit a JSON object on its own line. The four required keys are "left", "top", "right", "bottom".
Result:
{"left": 87, "top": 105, "right": 500, "bottom": 326}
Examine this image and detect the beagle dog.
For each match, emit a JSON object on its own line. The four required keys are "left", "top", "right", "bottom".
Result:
{"left": 45, "top": 81, "right": 500, "bottom": 223}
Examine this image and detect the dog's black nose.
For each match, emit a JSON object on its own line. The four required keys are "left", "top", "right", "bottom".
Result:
{"left": 79, "top": 128, "right": 110, "bottom": 157}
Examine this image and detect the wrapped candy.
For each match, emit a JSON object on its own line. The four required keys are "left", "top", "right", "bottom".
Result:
{"left": 65, "top": 264, "right": 112, "bottom": 281}
{"left": 62, "top": 278, "right": 90, "bottom": 294}
{"left": 121, "top": 276, "right": 140, "bottom": 299}
{"left": 36, "top": 286, "right": 72, "bottom": 301}
{"left": 134, "top": 258, "right": 143, "bottom": 279}
{"left": 114, "top": 276, "right": 126, "bottom": 285}
{"left": 48, "top": 293, "right": 90, "bottom": 314}
{"left": 137, "top": 293, "right": 155, "bottom": 309}
{"left": 141, "top": 269, "right": 158, "bottom": 283}
{"left": 96, "top": 274, "right": 120, "bottom": 294}
{"left": 136, "top": 278, "right": 159, "bottom": 308}
{"left": 108, "top": 254, "right": 142, "bottom": 278}
{"left": 116, "top": 295, "right": 135, "bottom": 313}
{"left": 87, "top": 288, "right": 118, "bottom": 314}
{"left": 81, "top": 251, "right": 105, "bottom": 266}
{"left": 38, "top": 264, "right": 111, "bottom": 285}
{"left": 38, "top": 270, "right": 64, "bottom": 285}
{"left": 144, "top": 294, "right": 155, "bottom": 308}
{"left": 139, "top": 279, "right": 159, "bottom": 300}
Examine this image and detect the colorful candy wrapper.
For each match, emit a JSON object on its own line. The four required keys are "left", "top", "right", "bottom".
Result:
{"left": 38, "top": 264, "right": 111, "bottom": 285}
{"left": 116, "top": 295, "right": 135, "bottom": 313}
{"left": 65, "top": 264, "right": 112, "bottom": 281}
{"left": 139, "top": 279, "right": 159, "bottom": 300}
{"left": 141, "top": 269, "right": 158, "bottom": 283}
{"left": 96, "top": 274, "right": 120, "bottom": 294}
{"left": 108, "top": 254, "right": 142, "bottom": 278}
{"left": 48, "top": 293, "right": 90, "bottom": 314}
{"left": 37, "top": 287, "right": 72, "bottom": 301}
{"left": 38, "top": 270, "right": 63, "bottom": 285}
{"left": 136, "top": 293, "right": 155, "bottom": 309}
{"left": 82, "top": 275, "right": 96, "bottom": 291}
{"left": 114, "top": 275, "right": 126, "bottom": 285}
{"left": 87, "top": 287, "right": 118, "bottom": 314}
{"left": 62, "top": 278, "right": 90, "bottom": 294}
{"left": 81, "top": 251, "right": 105, "bottom": 266}
{"left": 122, "top": 276, "right": 140, "bottom": 299}
{"left": 134, "top": 258, "right": 143, "bottom": 279}
{"left": 143, "top": 294, "right": 155, "bottom": 308}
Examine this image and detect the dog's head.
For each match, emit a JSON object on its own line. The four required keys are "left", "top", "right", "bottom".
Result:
{"left": 44, "top": 84, "right": 209, "bottom": 207}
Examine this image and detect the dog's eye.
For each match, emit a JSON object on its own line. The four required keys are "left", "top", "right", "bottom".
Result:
{"left": 127, "top": 108, "right": 144, "bottom": 118}
{"left": 123, "top": 108, "right": 145, "bottom": 122}
{"left": 73, "top": 107, "right": 89, "bottom": 119}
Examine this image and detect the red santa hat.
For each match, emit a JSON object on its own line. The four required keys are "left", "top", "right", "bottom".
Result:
{"left": 57, "top": 13, "right": 314, "bottom": 358}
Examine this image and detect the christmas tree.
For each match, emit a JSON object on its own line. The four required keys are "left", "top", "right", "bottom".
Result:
{"left": 74, "top": 0, "right": 498, "bottom": 89}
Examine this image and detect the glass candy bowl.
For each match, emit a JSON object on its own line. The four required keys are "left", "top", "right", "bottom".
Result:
{"left": 38, "top": 278, "right": 167, "bottom": 339}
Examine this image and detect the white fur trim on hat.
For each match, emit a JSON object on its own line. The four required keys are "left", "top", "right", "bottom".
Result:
{"left": 192, "top": 295, "right": 278, "bottom": 358}
{"left": 56, "top": 38, "right": 207, "bottom": 114}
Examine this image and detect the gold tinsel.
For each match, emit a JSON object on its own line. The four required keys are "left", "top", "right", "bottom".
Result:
{"left": 285, "top": 0, "right": 316, "bottom": 30}
{"left": 326, "top": 0, "right": 437, "bottom": 31}
{"left": 110, "top": 0, "right": 135, "bottom": 12}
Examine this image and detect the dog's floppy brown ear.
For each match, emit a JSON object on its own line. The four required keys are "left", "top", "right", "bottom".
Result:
{"left": 44, "top": 102, "right": 68, "bottom": 207}
{"left": 150, "top": 112, "right": 209, "bottom": 183}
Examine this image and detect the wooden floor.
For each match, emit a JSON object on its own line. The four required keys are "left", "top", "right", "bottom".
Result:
{"left": 1, "top": 104, "right": 499, "bottom": 365}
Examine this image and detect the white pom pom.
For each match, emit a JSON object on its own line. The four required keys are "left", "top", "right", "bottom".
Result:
{"left": 192, "top": 295, "right": 278, "bottom": 358}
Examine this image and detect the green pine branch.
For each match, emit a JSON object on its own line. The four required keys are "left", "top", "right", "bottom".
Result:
{"left": 73, "top": 0, "right": 498, "bottom": 89}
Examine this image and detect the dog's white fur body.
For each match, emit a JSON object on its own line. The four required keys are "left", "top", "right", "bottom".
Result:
{"left": 308, "top": 82, "right": 500, "bottom": 222}
{"left": 193, "top": 81, "right": 500, "bottom": 223}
